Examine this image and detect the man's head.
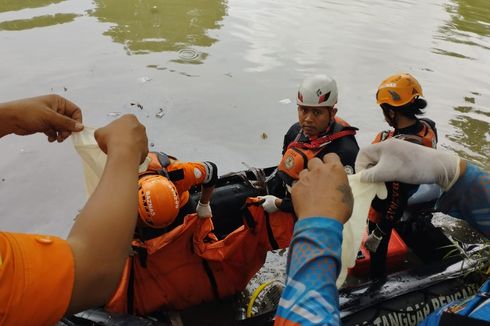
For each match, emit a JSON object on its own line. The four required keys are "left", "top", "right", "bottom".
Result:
{"left": 296, "top": 75, "right": 338, "bottom": 137}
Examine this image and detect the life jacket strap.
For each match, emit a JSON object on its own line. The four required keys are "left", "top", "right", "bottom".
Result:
{"left": 264, "top": 212, "right": 279, "bottom": 250}
{"left": 241, "top": 202, "right": 258, "bottom": 229}
{"left": 201, "top": 259, "right": 220, "bottom": 300}
{"left": 288, "top": 128, "right": 357, "bottom": 150}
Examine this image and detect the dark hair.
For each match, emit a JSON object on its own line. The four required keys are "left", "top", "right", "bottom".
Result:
{"left": 380, "top": 98, "right": 427, "bottom": 119}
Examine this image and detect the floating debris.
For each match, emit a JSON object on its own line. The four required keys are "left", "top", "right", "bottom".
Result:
{"left": 138, "top": 76, "right": 152, "bottom": 83}
{"left": 107, "top": 112, "right": 121, "bottom": 117}
{"left": 155, "top": 108, "right": 166, "bottom": 119}
{"left": 1, "top": 178, "right": 5, "bottom": 182}
{"left": 225, "top": 73, "right": 233, "bottom": 77}
{"left": 150, "top": 142, "right": 155, "bottom": 148}
{"left": 130, "top": 102, "right": 144, "bottom": 110}
{"left": 278, "top": 98, "right": 291, "bottom": 104}
{"left": 261, "top": 132, "right": 268, "bottom": 140}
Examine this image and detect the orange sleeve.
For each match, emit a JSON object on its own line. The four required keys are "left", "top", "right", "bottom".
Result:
{"left": 0, "top": 232, "right": 74, "bottom": 325}
{"left": 166, "top": 161, "right": 208, "bottom": 194}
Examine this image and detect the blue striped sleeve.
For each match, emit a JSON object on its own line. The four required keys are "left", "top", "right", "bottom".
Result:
{"left": 436, "top": 163, "right": 490, "bottom": 239}
{"left": 275, "top": 217, "right": 343, "bottom": 326}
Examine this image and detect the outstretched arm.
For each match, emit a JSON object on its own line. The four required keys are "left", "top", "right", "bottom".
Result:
{"left": 275, "top": 153, "right": 353, "bottom": 326}
{"left": 66, "top": 114, "right": 148, "bottom": 313}
{"left": 355, "top": 138, "right": 464, "bottom": 191}
{"left": 436, "top": 163, "right": 490, "bottom": 238}
{"left": 355, "top": 139, "right": 489, "bottom": 238}
{"left": 0, "top": 94, "right": 83, "bottom": 141}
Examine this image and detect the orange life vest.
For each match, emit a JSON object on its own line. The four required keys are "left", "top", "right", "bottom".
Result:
{"left": 105, "top": 198, "right": 295, "bottom": 315}
{"left": 372, "top": 119, "right": 438, "bottom": 148}
{"left": 368, "top": 119, "right": 438, "bottom": 223}
{"left": 278, "top": 117, "right": 357, "bottom": 185}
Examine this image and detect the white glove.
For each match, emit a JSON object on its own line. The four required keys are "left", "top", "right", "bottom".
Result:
{"left": 259, "top": 195, "right": 280, "bottom": 213}
{"left": 355, "top": 138, "right": 461, "bottom": 191}
{"left": 196, "top": 201, "right": 212, "bottom": 219}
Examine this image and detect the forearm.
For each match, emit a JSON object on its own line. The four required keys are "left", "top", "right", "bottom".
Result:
{"left": 436, "top": 162, "right": 490, "bottom": 238}
{"left": 0, "top": 102, "right": 18, "bottom": 137}
{"left": 279, "top": 197, "right": 294, "bottom": 213}
{"left": 199, "top": 185, "right": 214, "bottom": 204}
{"left": 275, "top": 217, "right": 343, "bottom": 325}
{"left": 67, "top": 148, "right": 140, "bottom": 312}
{"left": 199, "top": 161, "right": 218, "bottom": 204}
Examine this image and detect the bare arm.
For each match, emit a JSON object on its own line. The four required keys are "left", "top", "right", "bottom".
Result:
{"left": 199, "top": 185, "right": 214, "bottom": 204}
{"left": 0, "top": 94, "right": 83, "bottom": 141}
{"left": 195, "top": 161, "right": 218, "bottom": 218}
{"left": 66, "top": 115, "right": 148, "bottom": 313}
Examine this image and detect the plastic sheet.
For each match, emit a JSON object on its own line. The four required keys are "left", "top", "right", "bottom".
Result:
{"left": 72, "top": 127, "right": 150, "bottom": 197}
{"left": 337, "top": 174, "right": 387, "bottom": 286}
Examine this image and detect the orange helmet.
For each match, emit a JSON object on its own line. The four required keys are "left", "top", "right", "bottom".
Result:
{"left": 138, "top": 174, "right": 180, "bottom": 228}
{"left": 376, "top": 73, "right": 423, "bottom": 107}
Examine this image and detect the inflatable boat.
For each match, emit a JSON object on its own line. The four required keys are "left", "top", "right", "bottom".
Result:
{"left": 58, "top": 167, "right": 490, "bottom": 326}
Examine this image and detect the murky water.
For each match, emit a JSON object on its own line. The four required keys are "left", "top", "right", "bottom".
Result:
{"left": 0, "top": 0, "right": 489, "bottom": 236}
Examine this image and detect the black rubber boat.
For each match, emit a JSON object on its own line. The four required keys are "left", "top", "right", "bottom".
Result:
{"left": 58, "top": 167, "right": 490, "bottom": 326}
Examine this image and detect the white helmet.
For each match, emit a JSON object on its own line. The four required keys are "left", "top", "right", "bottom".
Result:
{"left": 297, "top": 75, "right": 338, "bottom": 107}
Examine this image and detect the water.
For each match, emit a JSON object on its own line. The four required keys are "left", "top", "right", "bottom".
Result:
{"left": 0, "top": 0, "right": 489, "bottom": 237}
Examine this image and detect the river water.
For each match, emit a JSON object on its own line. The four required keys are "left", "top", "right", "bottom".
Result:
{"left": 0, "top": 0, "right": 489, "bottom": 236}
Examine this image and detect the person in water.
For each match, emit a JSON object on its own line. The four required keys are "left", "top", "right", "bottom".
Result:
{"left": 365, "top": 73, "right": 438, "bottom": 280}
{"left": 0, "top": 95, "right": 149, "bottom": 325}
{"left": 261, "top": 74, "right": 359, "bottom": 213}
{"left": 135, "top": 151, "right": 218, "bottom": 240}
{"left": 275, "top": 139, "right": 490, "bottom": 325}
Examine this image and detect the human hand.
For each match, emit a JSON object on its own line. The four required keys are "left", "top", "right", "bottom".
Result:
{"left": 0, "top": 94, "right": 83, "bottom": 141}
{"left": 355, "top": 138, "right": 461, "bottom": 191}
{"left": 258, "top": 195, "right": 280, "bottom": 213}
{"left": 196, "top": 201, "right": 212, "bottom": 218}
{"left": 94, "top": 114, "right": 148, "bottom": 164}
{"left": 291, "top": 153, "right": 353, "bottom": 224}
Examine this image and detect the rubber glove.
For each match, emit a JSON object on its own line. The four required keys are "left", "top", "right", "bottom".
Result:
{"left": 364, "top": 227, "right": 384, "bottom": 253}
{"left": 355, "top": 138, "right": 460, "bottom": 191}
{"left": 259, "top": 195, "right": 280, "bottom": 213}
{"left": 196, "top": 201, "right": 212, "bottom": 218}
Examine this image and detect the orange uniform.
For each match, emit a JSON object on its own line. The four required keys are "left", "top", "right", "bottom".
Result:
{"left": 0, "top": 232, "right": 74, "bottom": 325}
{"left": 145, "top": 152, "right": 216, "bottom": 208}
{"left": 106, "top": 198, "right": 295, "bottom": 315}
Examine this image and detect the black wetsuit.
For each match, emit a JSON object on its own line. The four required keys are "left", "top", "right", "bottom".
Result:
{"left": 369, "top": 119, "right": 438, "bottom": 280}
